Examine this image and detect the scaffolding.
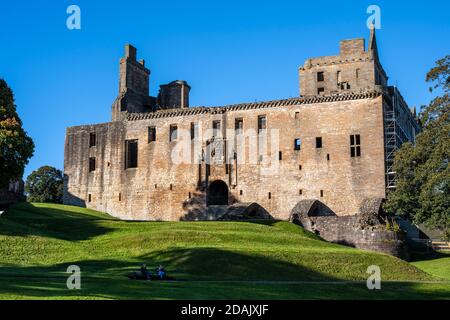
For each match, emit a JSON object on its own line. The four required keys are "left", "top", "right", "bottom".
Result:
{"left": 384, "top": 87, "right": 421, "bottom": 190}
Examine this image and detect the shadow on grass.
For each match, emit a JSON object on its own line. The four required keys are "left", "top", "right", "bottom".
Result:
{"left": 410, "top": 250, "right": 450, "bottom": 262}
{"left": 0, "top": 202, "right": 114, "bottom": 241}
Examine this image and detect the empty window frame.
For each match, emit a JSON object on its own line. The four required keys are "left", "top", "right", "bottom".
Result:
{"left": 337, "top": 71, "right": 342, "bottom": 84}
{"left": 316, "top": 137, "right": 323, "bottom": 149}
{"left": 294, "top": 138, "right": 301, "bottom": 151}
{"left": 258, "top": 115, "right": 267, "bottom": 132}
{"left": 125, "top": 139, "right": 138, "bottom": 169}
{"left": 89, "top": 157, "right": 96, "bottom": 172}
{"left": 212, "top": 120, "right": 221, "bottom": 137}
{"left": 192, "top": 122, "right": 200, "bottom": 140}
{"left": 279, "top": 151, "right": 282, "bottom": 160}
{"left": 170, "top": 125, "right": 178, "bottom": 142}
{"left": 148, "top": 126, "right": 156, "bottom": 143}
{"left": 235, "top": 118, "right": 243, "bottom": 135}
{"left": 350, "top": 134, "right": 361, "bottom": 157}
{"left": 89, "top": 133, "right": 96, "bottom": 147}
{"left": 317, "top": 71, "right": 324, "bottom": 82}
{"left": 317, "top": 87, "right": 325, "bottom": 95}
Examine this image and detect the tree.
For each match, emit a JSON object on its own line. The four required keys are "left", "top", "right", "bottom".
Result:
{"left": 25, "top": 166, "right": 64, "bottom": 203}
{"left": 384, "top": 55, "right": 450, "bottom": 240}
{"left": 0, "top": 79, "right": 34, "bottom": 188}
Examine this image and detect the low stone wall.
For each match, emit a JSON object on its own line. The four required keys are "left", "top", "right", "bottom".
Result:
{"left": 290, "top": 199, "right": 410, "bottom": 260}
{"left": 309, "top": 216, "right": 409, "bottom": 260}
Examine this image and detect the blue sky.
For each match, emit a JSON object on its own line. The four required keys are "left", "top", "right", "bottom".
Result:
{"left": 0, "top": 0, "right": 449, "bottom": 178}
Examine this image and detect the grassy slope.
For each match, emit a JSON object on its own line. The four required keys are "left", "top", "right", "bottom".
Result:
{"left": 411, "top": 252, "right": 450, "bottom": 280}
{"left": 0, "top": 202, "right": 448, "bottom": 300}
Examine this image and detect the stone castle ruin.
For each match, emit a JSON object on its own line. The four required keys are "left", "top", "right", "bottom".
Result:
{"left": 64, "top": 29, "right": 420, "bottom": 258}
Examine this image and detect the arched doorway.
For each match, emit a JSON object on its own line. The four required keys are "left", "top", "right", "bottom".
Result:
{"left": 207, "top": 180, "right": 228, "bottom": 205}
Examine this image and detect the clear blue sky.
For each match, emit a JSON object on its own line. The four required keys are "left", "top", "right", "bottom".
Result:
{"left": 0, "top": 0, "right": 449, "bottom": 178}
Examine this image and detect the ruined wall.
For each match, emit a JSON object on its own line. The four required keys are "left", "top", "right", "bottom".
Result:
{"left": 64, "top": 93, "right": 386, "bottom": 221}
{"left": 309, "top": 216, "right": 409, "bottom": 259}
{"left": 299, "top": 38, "right": 387, "bottom": 97}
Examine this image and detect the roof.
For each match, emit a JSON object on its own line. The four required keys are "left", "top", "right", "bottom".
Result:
{"left": 127, "top": 90, "right": 382, "bottom": 121}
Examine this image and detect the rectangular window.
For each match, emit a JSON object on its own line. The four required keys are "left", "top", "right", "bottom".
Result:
{"left": 89, "top": 157, "right": 96, "bottom": 172}
{"left": 294, "top": 138, "right": 301, "bottom": 151}
{"left": 89, "top": 133, "right": 96, "bottom": 147}
{"left": 148, "top": 126, "right": 156, "bottom": 143}
{"left": 295, "top": 112, "right": 300, "bottom": 120}
{"left": 212, "top": 120, "right": 221, "bottom": 137}
{"left": 170, "top": 125, "right": 178, "bottom": 142}
{"left": 337, "top": 71, "right": 342, "bottom": 84}
{"left": 317, "top": 72, "right": 324, "bottom": 82}
{"left": 125, "top": 139, "right": 138, "bottom": 169}
{"left": 258, "top": 115, "right": 266, "bottom": 132}
{"left": 88, "top": 194, "right": 92, "bottom": 202}
{"left": 316, "top": 137, "right": 322, "bottom": 148}
{"left": 317, "top": 87, "right": 324, "bottom": 95}
{"left": 279, "top": 151, "right": 282, "bottom": 161}
{"left": 235, "top": 118, "right": 243, "bottom": 135}
{"left": 320, "top": 190, "right": 324, "bottom": 197}
{"left": 350, "top": 134, "right": 361, "bottom": 157}
{"left": 190, "top": 122, "right": 199, "bottom": 140}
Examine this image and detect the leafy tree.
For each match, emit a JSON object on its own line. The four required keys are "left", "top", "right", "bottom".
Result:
{"left": 0, "top": 79, "right": 34, "bottom": 188}
{"left": 25, "top": 166, "right": 64, "bottom": 203}
{"left": 384, "top": 55, "right": 450, "bottom": 240}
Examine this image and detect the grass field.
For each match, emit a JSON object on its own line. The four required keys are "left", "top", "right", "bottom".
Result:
{"left": 0, "top": 202, "right": 448, "bottom": 299}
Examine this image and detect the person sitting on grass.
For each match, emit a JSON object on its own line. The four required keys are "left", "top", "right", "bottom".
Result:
{"left": 140, "top": 264, "right": 150, "bottom": 280}
{"left": 156, "top": 265, "right": 166, "bottom": 280}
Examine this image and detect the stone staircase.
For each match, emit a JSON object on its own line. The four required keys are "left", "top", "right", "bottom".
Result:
{"left": 432, "top": 241, "right": 450, "bottom": 251}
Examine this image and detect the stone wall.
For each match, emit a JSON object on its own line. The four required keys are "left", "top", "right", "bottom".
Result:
{"left": 309, "top": 216, "right": 409, "bottom": 259}
{"left": 289, "top": 199, "right": 410, "bottom": 259}
{"left": 64, "top": 92, "right": 387, "bottom": 221}
{"left": 299, "top": 30, "right": 387, "bottom": 97}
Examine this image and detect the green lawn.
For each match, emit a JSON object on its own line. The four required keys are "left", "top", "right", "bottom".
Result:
{"left": 411, "top": 252, "right": 450, "bottom": 280}
{"left": 0, "top": 202, "right": 448, "bottom": 300}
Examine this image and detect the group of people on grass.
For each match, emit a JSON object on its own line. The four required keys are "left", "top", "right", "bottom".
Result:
{"left": 138, "top": 264, "right": 166, "bottom": 280}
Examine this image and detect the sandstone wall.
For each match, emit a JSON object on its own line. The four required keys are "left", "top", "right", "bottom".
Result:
{"left": 64, "top": 93, "right": 386, "bottom": 221}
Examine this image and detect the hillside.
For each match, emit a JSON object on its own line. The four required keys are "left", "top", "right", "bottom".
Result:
{"left": 0, "top": 202, "right": 448, "bottom": 299}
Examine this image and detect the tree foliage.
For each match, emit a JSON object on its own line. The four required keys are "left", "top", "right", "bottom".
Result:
{"left": 0, "top": 79, "right": 34, "bottom": 188}
{"left": 384, "top": 55, "right": 450, "bottom": 240}
{"left": 25, "top": 166, "right": 64, "bottom": 203}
